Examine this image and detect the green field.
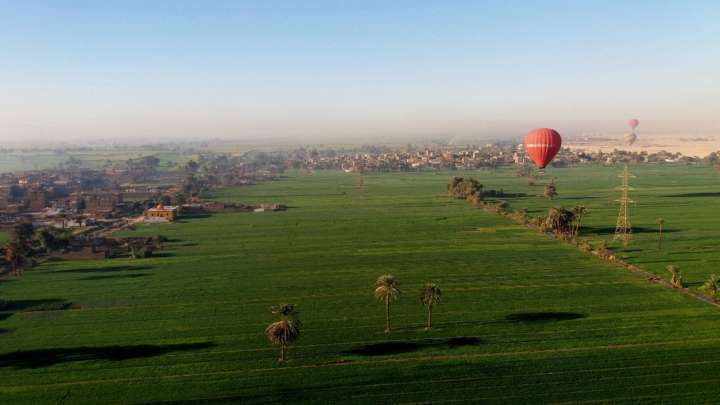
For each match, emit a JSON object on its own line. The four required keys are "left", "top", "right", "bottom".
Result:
{"left": 0, "top": 149, "right": 190, "bottom": 173}
{"left": 448, "top": 164, "right": 720, "bottom": 286}
{"left": 2, "top": 168, "right": 720, "bottom": 403}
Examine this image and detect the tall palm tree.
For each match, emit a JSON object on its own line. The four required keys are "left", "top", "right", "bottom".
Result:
{"left": 701, "top": 274, "right": 720, "bottom": 299}
{"left": 375, "top": 274, "right": 401, "bottom": 333}
{"left": 265, "top": 304, "right": 301, "bottom": 363}
{"left": 666, "top": 265, "right": 682, "bottom": 288}
{"left": 420, "top": 283, "right": 442, "bottom": 330}
{"left": 657, "top": 218, "right": 665, "bottom": 250}
{"left": 572, "top": 206, "right": 588, "bottom": 238}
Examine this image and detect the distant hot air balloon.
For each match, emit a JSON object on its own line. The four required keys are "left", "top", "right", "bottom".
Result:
{"left": 623, "top": 132, "right": 637, "bottom": 146}
{"left": 628, "top": 119, "right": 639, "bottom": 130}
{"left": 523, "top": 128, "right": 562, "bottom": 169}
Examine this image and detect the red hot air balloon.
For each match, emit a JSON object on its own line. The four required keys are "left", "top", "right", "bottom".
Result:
{"left": 628, "top": 119, "right": 639, "bottom": 130}
{"left": 524, "top": 128, "right": 562, "bottom": 169}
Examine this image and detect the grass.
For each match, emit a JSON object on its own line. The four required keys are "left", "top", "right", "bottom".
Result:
{"left": 1, "top": 168, "right": 720, "bottom": 403}
{"left": 443, "top": 164, "right": 720, "bottom": 286}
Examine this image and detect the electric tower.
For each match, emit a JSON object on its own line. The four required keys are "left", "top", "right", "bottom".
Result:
{"left": 614, "top": 165, "right": 635, "bottom": 247}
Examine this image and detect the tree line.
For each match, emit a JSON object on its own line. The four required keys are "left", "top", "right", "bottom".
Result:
{"left": 1, "top": 222, "right": 167, "bottom": 276}
{"left": 2, "top": 222, "right": 71, "bottom": 276}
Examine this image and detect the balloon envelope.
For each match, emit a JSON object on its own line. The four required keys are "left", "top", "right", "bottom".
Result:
{"left": 524, "top": 128, "right": 562, "bottom": 169}
{"left": 628, "top": 119, "right": 639, "bottom": 130}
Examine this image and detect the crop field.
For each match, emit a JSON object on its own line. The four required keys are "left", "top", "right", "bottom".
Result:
{"left": 0, "top": 149, "right": 189, "bottom": 173}
{"left": 453, "top": 164, "right": 720, "bottom": 287}
{"left": 2, "top": 168, "right": 720, "bottom": 403}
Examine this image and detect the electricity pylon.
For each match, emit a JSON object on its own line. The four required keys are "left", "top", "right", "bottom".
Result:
{"left": 614, "top": 165, "right": 635, "bottom": 247}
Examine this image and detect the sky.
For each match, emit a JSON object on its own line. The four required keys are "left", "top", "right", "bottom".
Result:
{"left": 1, "top": 0, "right": 719, "bottom": 144}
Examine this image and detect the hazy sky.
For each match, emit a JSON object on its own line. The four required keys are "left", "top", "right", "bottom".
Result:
{"left": 1, "top": 0, "right": 719, "bottom": 143}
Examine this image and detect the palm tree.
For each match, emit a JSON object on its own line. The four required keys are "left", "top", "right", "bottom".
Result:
{"left": 420, "top": 283, "right": 442, "bottom": 330}
{"left": 572, "top": 206, "right": 588, "bottom": 238}
{"left": 666, "top": 265, "right": 682, "bottom": 288}
{"left": 128, "top": 242, "right": 142, "bottom": 259}
{"left": 701, "top": 274, "right": 720, "bottom": 299}
{"left": 375, "top": 274, "right": 401, "bottom": 333}
{"left": 544, "top": 180, "right": 557, "bottom": 200}
{"left": 265, "top": 304, "right": 301, "bottom": 363}
{"left": 544, "top": 207, "right": 575, "bottom": 238}
{"left": 657, "top": 218, "right": 665, "bottom": 250}
{"left": 544, "top": 207, "right": 561, "bottom": 235}
{"left": 56, "top": 212, "right": 68, "bottom": 229}
{"left": 4, "top": 242, "right": 27, "bottom": 276}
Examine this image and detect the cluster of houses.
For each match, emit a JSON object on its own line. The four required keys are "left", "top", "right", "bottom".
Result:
{"left": 287, "top": 143, "right": 705, "bottom": 173}
{"left": 304, "top": 147, "right": 516, "bottom": 172}
{"left": 0, "top": 163, "right": 289, "bottom": 233}
{"left": 0, "top": 167, "right": 175, "bottom": 228}
{"left": 0, "top": 169, "right": 124, "bottom": 227}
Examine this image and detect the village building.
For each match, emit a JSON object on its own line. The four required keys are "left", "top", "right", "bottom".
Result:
{"left": 25, "top": 188, "right": 48, "bottom": 212}
{"left": 0, "top": 186, "right": 13, "bottom": 210}
{"left": 145, "top": 204, "right": 179, "bottom": 222}
{"left": 83, "top": 191, "right": 123, "bottom": 213}
{"left": 52, "top": 194, "right": 82, "bottom": 212}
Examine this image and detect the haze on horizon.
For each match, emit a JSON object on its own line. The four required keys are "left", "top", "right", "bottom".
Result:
{"left": 1, "top": 0, "right": 719, "bottom": 144}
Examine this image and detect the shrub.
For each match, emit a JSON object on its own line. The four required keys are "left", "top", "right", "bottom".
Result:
{"left": 448, "top": 177, "right": 483, "bottom": 199}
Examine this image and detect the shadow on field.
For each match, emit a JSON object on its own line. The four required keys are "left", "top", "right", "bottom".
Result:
{"left": 489, "top": 192, "right": 528, "bottom": 199}
{"left": 505, "top": 312, "right": 585, "bottom": 323}
{"left": 561, "top": 196, "right": 598, "bottom": 200}
{"left": 180, "top": 213, "right": 211, "bottom": 219}
{"left": 582, "top": 226, "right": 677, "bottom": 235}
{"left": 684, "top": 281, "right": 704, "bottom": 288}
{"left": 57, "top": 265, "right": 152, "bottom": 274}
{"left": 0, "top": 298, "right": 75, "bottom": 312}
{"left": 0, "top": 329, "right": 12, "bottom": 335}
{"left": 0, "top": 342, "right": 215, "bottom": 369}
{"left": 344, "top": 337, "right": 482, "bottom": 356}
{"left": 80, "top": 273, "right": 149, "bottom": 281}
{"left": 164, "top": 238, "right": 198, "bottom": 247}
{"left": 0, "top": 299, "right": 76, "bottom": 322}
{"left": 151, "top": 252, "right": 175, "bottom": 258}
{"left": 665, "top": 192, "right": 720, "bottom": 198}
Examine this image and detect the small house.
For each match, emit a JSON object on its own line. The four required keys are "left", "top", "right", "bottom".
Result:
{"left": 145, "top": 204, "right": 179, "bottom": 223}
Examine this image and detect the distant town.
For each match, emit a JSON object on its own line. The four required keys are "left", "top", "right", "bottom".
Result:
{"left": 0, "top": 142, "right": 716, "bottom": 233}
{"left": 292, "top": 143, "right": 709, "bottom": 173}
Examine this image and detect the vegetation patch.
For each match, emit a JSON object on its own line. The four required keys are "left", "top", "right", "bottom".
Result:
{"left": 3, "top": 169, "right": 720, "bottom": 403}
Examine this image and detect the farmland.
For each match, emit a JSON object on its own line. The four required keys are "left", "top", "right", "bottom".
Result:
{"left": 2, "top": 167, "right": 720, "bottom": 403}
{"left": 455, "top": 164, "right": 720, "bottom": 286}
{"left": 0, "top": 148, "right": 191, "bottom": 173}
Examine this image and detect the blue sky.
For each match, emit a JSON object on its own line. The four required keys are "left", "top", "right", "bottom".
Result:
{"left": 1, "top": 0, "right": 718, "bottom": 142}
